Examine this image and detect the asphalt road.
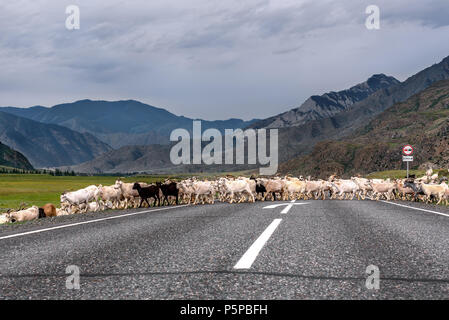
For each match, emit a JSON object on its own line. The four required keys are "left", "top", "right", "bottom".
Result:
{"left": 0, "top": 200, "right": 448, "bottom": 300}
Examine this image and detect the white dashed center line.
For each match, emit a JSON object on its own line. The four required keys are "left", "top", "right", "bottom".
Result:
{"left": 281, "top": 200, "right": 296, "bottom": 214}
{"left": 235, "top": 200, "right": 310, "bottom": 269}
{"left": 234, "top": 218, "right": 283, "bottom": 270}
{"left": 263, "top": 201, "right": 309, "bottom": 214}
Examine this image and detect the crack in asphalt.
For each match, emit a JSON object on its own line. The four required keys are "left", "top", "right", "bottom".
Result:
{"left": 2, "top": 270, "right": 449, "bottom": 284}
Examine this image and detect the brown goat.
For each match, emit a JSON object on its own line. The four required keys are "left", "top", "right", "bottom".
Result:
{"left": 39, "top": 203, "right": 57, "bottom": 218}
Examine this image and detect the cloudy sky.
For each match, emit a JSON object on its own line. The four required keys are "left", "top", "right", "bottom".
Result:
{"left": 1, "top": 0, "right": 449, "bottom": 120}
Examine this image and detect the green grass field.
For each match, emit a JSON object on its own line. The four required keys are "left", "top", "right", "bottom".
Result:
{"left": 366, "top": 169, "right": 449, "bottom": 180}
{"left": 0, "top": 171, "right": 255, "bottom": 210}
{"left": 366, "top": 170, "right": 425, "bottom": 179}
{"left": 1, "top": 175, "right": 132, "bottom": 210}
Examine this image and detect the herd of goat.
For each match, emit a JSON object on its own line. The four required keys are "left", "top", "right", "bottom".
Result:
{"left": 1, "top": 168, "right": 448, "bottom": 224}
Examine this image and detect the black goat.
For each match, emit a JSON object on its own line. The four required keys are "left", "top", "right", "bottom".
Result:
{"left": 251, "top": 176, "right": 266, "bottom": 201}
{"left": 157, "top": 182, "right": 179, "bottom": 206}
{"left": 255, "top": 183, "right": 266, "bottom": 200}
{"left": 132, "top": 183, "right": 160, "bottom": 207}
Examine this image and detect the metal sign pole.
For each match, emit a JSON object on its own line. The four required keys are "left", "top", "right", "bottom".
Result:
{"left": 407, "top": 161, "right": 409, "bottom": 179}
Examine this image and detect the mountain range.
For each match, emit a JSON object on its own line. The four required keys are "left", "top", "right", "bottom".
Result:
{"left": 255, "top": 55, "right": 449, "bottom": 164}
{"left": 0, "top": 111, "right": 111, "bottom": 168}
{"left": 1, "top": 54, "right": 449, "bottom": 173}
{"left": 279, "top": 79, "right": 449, "bottom": 178}
{"left": 0, "top": 100, "right": 258, "bottom": 149}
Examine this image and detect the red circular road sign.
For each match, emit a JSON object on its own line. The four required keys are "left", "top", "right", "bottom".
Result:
{"left": 402, "top": 145, "right": 414, "bottom": 156}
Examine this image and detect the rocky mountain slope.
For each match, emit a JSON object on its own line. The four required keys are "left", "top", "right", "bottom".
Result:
{"left": 0, "top": 100, "right": 258, "bottom": 149}
{"left": 0, "top": 141, "right": 34, "bottom": 170}
{"left": 261, "top": 55, "right": 449, "bottom": 164}
{"left": 280, "top": 79, "right": 449, "bottom": 178}
{"left": 0, "top": 111, "right": 112, "bottom": 168}
{"left": 252, "top": 74, "right": 400, "bottom": 128}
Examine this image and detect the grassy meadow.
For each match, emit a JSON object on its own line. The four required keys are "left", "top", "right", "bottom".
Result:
{"left": 366, "top": 170, "right": 426, "bottom": 179}
{"left": 366, "top": 169, "right": 449, "bottom": 180}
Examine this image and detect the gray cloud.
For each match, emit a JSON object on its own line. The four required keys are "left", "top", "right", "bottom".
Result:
{"left": 1, "top": 0, "right": 449, "bottom": 119}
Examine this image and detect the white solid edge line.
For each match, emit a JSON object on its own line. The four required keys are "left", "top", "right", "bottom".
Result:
{"left": 380, "top": 200, "right": 449, "bottom": 218}
{"left": 0, "top": 205, "right": 189, "bottom": 241}
{"left": 234, "top": 218, "right": 282, "bottom": 270}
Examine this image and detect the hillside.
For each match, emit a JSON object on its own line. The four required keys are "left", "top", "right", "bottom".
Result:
{"left": 253, "top": 55, "right": 449, "bottom": 163}
{"left": 0, "top": 111, "right": 112, "bottom": 168}
{"left": 280, "top": 79, "right": 449, "bottom": 178}
{"left": 0, "top": 100, "right": 258, "bottom": 148}
{"left": 58, "top": 142, "right": 261, "bottom": 174}
{"left": 58, "top": 145, "right": 173, "bottom": 174}
{"left": 0, "top": 141, "right": 34, "bottom": 170}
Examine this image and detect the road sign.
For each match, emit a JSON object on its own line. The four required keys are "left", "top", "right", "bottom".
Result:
{"left": 402, "top": 145, "right": 414, "bottom": 179}
{"left": 402, "top": 145, "right": 414, "bottom": 156}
